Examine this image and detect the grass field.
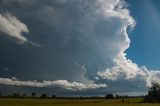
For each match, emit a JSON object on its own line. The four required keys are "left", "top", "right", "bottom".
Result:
{"left": 0, "top": 98, "right": 159, "bottom": 106}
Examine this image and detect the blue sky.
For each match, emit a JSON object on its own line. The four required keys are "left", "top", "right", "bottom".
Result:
{"left": 0, "top": 0, "right": 160, "bottom": 96}
{"left": 126, "top": 0, "right": 160, "bottom": 70}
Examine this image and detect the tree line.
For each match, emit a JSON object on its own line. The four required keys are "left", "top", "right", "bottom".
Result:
{"left": 0, "top": 92, "right": 56, "bottom": 99}
{"left": 0, "top": 92, "right": 131, "bottom": 99}
{"left": 0, "top": 92, "right": 134, "bottom": 101}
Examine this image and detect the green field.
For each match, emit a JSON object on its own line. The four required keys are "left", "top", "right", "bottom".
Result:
{"left": 0, "top": 98, "right": 159, "bottom": 106}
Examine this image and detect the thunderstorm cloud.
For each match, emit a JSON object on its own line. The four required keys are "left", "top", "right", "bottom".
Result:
{"left": 0, "top": 0, "right": 160, "bottom": 95}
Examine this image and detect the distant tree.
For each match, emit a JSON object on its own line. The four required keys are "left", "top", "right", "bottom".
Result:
{"left": 150, "top": 83, "right": 160, "bottom": 97}
{"left": 52, "top": 94, "right": 56, "bottom": 99}
{"left": 144, "top": 82, "right": 160, "bottom": 103}
{"left": 31, "top": 92, "right": 36, "bottom": 98}
{"left": 0, "top": 92, "right": 2, "bottom": 98}
{"left": 115, "top": 94, "right": 119, "bottom": 99}
{"left": 40, "top": 93, "right": 48, "bottom": 99}
{"left": 22, "top": 93, "right": 26, "bottom": 98}
{"left": 125, "top": 95, "right": 128, "bottom": 98}
{"left": 7, "top": 95, "right": 11, "bottom": 98}
{"left": 105, "top": 94, "right": 113, "bottom": 99}
{"left": 12, "top": 93, "right": 20, "bottom": 98}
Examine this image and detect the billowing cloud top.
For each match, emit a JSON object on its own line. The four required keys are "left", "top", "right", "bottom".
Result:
{"left": 0, "top": 0, "right": 160, "bottom": 95}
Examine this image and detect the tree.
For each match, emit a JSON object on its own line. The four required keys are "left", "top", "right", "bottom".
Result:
{"left": 22, "top": 93, "right": 26, "bottom": 98}
{"left": 144, "top": 82, "right": 160, "bottom": 103}
{"left": 52, "top": 94, "right": 56, "bottom": 99}
{"left": 148, "top": 83, "right": 160, "bottom": 98}
{"left": 12, "top": 93, "right": 20, "bottom": 98}
{"left": 0, "top": 92, "right": 2, "bottom": 98}
{"left": 105, "top": 94, "right": 113, "bottom": 99}
{"left": 31, "top": 92, "right": 36, "bottom": 98}
{"left": 40, "top": 93, "right": 48, "bottom": 99}
{"left": 125, "top": 95, "right": 128, "bottom": 98}
{"left": 115, "top": 94, "right": 119, "bottom": 99}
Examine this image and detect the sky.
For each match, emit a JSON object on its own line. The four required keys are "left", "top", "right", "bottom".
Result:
{"left": 0, "top": 0, "right": 160, "bottom": 96}
{"left": 126, "top": 0, "right": 160, "bottom": 71}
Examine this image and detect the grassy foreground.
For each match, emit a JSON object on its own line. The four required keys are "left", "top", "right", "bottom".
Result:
{"left": 0, "top": 98, "right": 159, "bottom": 106}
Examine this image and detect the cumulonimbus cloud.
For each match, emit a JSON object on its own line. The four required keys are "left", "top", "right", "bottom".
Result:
{"left": 0, "top": 0, "right": 160, "bottom": 92}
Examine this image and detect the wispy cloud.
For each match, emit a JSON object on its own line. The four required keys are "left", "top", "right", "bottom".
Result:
{"left": 0, "top": 13, "right": 29, "bottom": 44}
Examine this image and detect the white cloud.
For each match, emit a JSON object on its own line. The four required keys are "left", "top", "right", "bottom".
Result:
{"left": 0, "top": 77, "right": 107, "bottom": 91}
{"left": 96, "top": 0, "right": 160, "bottom": 87}
{"left": 97, "top": 53, "right": 160, "bottom": 87}
{"left": 0, "top": 13, "right": 29, "bottom": 44}
{"left": 0, "top": 0, "right": 160, "bottom": 93}
{"left": 98, "top": 54, "right": 144, "bottom": 80}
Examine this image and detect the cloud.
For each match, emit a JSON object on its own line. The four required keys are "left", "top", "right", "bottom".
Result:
{"left": 0, "top": 0, "right": 160, "bottom": 94}
{"left": 95, "top": 0, "right": 160, "bottom": 88}
{"left": 0, "top": 13, "right": 29, "bottom": 44}
{"left": 97, "top": 53, "right": 160, "bottom": 87}
{"left": 0, "top": 77, "right": 107, "bottom": 91}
